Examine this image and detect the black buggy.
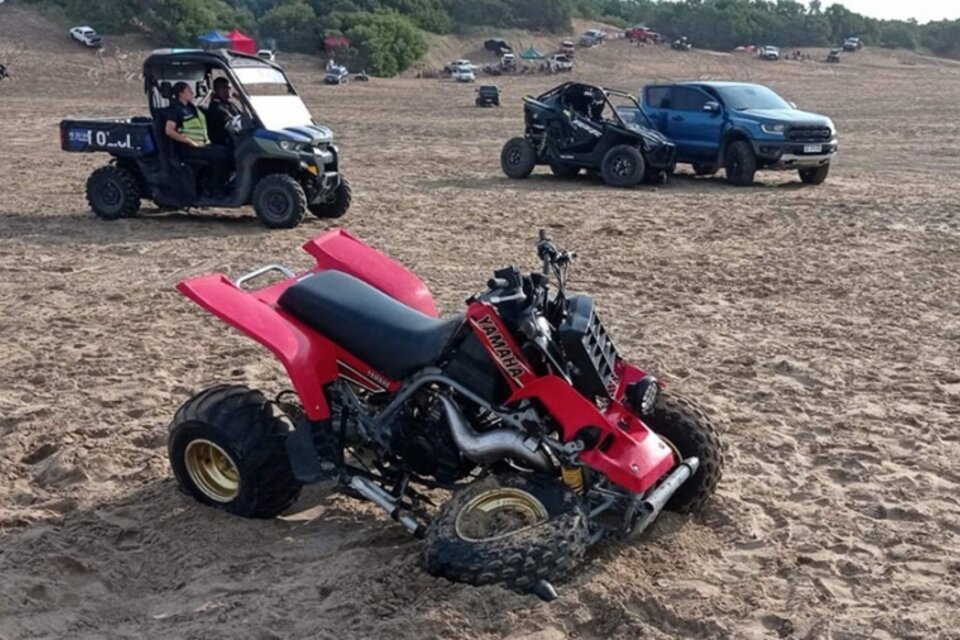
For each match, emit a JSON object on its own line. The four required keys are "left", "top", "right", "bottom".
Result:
{"left": 475, "top": 85, "right": 501, "bottom": 107}
{"left": 60, "top": 49, "right": 350, "bottom": 229}
{"left": 500, "top": 82, "right": 676, "bottom": 188}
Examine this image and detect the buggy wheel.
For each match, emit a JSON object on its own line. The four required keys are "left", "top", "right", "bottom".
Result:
{"left": 253, "top": 174, "right": 307, "bottom": 229}
{"left": 421, "top": 473, "right": 587, "bottom": 592}
{"left": 724, "top": 140, "right": 757, "bottom": 186}
{"left": 501, "top": 137, "right": 537, "bottom": 179}
{"left": 549, "top": 162, "right": 580, "bottom": 179}
{"left": 644, "top": 392, "right": 724, "bottom": 513}
{"left": 168, "top": 384, "right": 302, "bottom": 518}
{"left": 308, "top": 177, "right": 351, "bottom": 219}
{"left": 86, "top": 165, "right": 141, "bottom": 220}
{"left": 799, "top": 164, "right": 830, "bottom": 185}
{"left": 601, "top": 145, "right": 645, "bottom": 187}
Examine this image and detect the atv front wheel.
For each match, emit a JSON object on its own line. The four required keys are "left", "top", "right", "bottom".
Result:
{"left": 168, "top": 384, "right": 302, "bottom": 518}
{"left": 422, "top": 473, "right": 587, "bottom": 592}
{"left": 308, "top": 177, "right": 352, "bottom": 219}
{"left": 550, "top": 162, "right": 580, "bottom": 179}
{"left": 501, "top": 137, "right": 537, "bottom": 179}
{"left": 253, "top": 174, "right": 307, "bottom": 229}
{"left": 724, "top": 140, "right": 757, "bottom": 186}
{"left": 601, "top": 145, "right": 646, "bottom": 187}
{"left": 799, "top": 164, "right": 830, "bottom": 185}
{"left": 644, "top": 391, "right": 724, "bottom": 513}
{"left": 86, "top": 165, "right": 141, "bottom": 220}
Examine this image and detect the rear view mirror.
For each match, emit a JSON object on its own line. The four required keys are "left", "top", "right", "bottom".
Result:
{"left": 703, "top": 101, "right": 720, "bottom": 113}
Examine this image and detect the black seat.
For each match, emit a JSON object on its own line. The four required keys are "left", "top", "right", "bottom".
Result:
{"left": 278, "top": 270, "right": 463, "bottom": 381}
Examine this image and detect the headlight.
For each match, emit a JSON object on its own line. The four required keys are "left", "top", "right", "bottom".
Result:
{"left": 278, "top": 140, "right": 304, "bottom": 152}
{"left": 761, "top": 123, "right": 786, "bottom": 135}
{"left": 627, "top": 375, "right": 659, "bottom": 416}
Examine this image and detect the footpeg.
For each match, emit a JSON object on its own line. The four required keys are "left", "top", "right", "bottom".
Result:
{"left": 286, "top": 421, "right": 336, "bottom": 483}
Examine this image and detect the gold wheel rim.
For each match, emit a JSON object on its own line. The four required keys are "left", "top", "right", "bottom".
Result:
{"left": 184, "top": 439, "right": 240, "bottom": 502}
{"left": 454, "top": 487, "right": 549, "bottom": 543}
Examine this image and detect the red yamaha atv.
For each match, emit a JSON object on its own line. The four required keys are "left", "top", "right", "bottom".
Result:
{"left": 169, "top": 229, "right": 724, "bottom": 599}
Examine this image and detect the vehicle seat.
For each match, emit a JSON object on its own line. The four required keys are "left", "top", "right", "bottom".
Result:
{"left": 278, "top": 270, "right": 463, "bottom": 381}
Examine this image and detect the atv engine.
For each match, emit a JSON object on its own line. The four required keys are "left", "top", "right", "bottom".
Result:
{"left": 392, "top": 392, "right": 476, "bottom": 484}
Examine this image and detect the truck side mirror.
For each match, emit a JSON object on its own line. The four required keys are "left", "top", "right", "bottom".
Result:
{"left": 789, "top": 101, "right": 797, "bottom": 109}
{"left": 703, "top": 101, "right": 720, "bottom": 114}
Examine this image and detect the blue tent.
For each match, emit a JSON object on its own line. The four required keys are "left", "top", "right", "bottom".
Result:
{"left": 197, "top": 30, "right": 231, "bottom": 47}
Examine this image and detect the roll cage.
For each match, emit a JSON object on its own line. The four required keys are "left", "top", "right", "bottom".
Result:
{"left": 533, "top": 82, "right": 654, "bottom": 130}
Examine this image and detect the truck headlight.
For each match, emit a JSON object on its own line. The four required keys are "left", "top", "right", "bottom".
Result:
{"left": 278, "top": 140, "right": 304, "bottom": 152}
{"left": 761, "top": 123, "right": 786, "bottom": 135}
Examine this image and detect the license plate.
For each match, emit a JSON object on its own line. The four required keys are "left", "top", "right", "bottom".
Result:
{"left": 804, "top": 144, "right": 823, "bottom": 154}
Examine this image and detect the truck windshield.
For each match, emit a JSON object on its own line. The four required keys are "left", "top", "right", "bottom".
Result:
{"left": 233, "top": 66, "right": 313, "bottom": 130}
{"left": 717, "top": 85, "right": 791, "bottom": 111}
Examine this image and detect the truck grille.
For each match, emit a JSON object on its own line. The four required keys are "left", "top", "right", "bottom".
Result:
{"left": 787, "top": 125, "right": 832, "bottom": 142}
{"left": 558, "top": 295, "right": 619, "bottom": 399}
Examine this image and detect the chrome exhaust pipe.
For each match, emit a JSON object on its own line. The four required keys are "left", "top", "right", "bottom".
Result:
{"left": 348, "top": 475, "right": 425, "bottom": 538}
{"left": 631, "top": 456, "right": 699, "bottom": 535}
{"left": 438, "top": 395, "right": 555, "bottom": 473}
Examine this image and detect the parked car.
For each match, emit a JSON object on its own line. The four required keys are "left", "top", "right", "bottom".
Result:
{"left": 69, "top": 26, "right": 102, "bottom": 48}
{"left": 843, "top": 37, "right": 863, "bottom": 52}
{"left": 444, "top": 59, "right": 478, "bottom": 74}
{"left": 451, "top": 66, "right": 476, "bottom": 82}
{"left": 500, "top": 52, "right": 517, "bottom": 72}
{"left": 324, "top": 66, "right": 349, "bottom": 84}
{"left": 257, "top": 49, "right": 276, "bottom": 62}
{"left": 641, "top": 81, "right": 837, "bottom": 186}
{"left": 484, "top": 38, "right": 512, "bottom": 55}
{"left": 826, "top": 49, "right": 841, "bottom": 63}
{"left": 501, "top": 82, "right": 676, "bottom": 188}
{"left": 560, "top": 40, "right": 576, "bottom": 57}
{"left": 579, "top": 29, "right": 606, "bottom": 47}
{"left": 626, "top": 26, "right": 661, "bottom": 43}
{"left": 671, "top": 37, "right": 692, "bottom": 51}
{"left": 758, "top": 45, "right": 780, "bottom": 61}
{"left": 547, "top": 54, "right": 573, "bottom": 73}
{"left": 475, "top": 85, "right": 501, "bottom": 107}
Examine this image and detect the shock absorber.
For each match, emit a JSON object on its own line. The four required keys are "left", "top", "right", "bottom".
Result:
{"left": 561, "top": 465, "right": 585, "bottom": 495}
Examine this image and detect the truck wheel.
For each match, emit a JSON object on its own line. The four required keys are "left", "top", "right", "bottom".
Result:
{"left": 308, "top": 177, "right": 351, "bottom": 219}
{"left": 549, "top": 162, "right": 580, "bottom": 179}
{"left": 86, "top": 165, "right": 141, "bottom": 220}
{"left": 644, "top": 392, "right": 724, "bottom": 513}
{"left": 724, "top": 140, "right": 757, "bottom": 186}
{"left": 601, "top": 145, "right": 645, "bottom": 187}
{"left": 799, "top": 164, "right": 830, "bottom": 185}
{"left": 168, "top": 384, "right": 302, "bottom": 518}
{"left": 253, "top": 174, "right": 307, "bottom": 229}
{"left": 501, "top": 137, "right": 537, "bottom": 179}
{"left": 693, "top": 163, "right": 718, "bottom": 176}
{"left": 421, "top": 473, "right": 587, "bottom": 593}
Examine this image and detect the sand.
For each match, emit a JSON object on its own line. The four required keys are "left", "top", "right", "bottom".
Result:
{"left": 1, "top": 5, "right": 959, "bottom": 639}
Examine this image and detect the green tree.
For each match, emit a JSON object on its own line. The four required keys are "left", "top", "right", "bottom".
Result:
{"left": 341, "top": 11, "right": 427, "bottom": 76}
{"left": 260, "top": 1, "right": 318, "bottom": 52}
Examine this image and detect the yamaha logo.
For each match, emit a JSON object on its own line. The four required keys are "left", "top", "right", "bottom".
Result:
{"left": 470, "top": 315, "right": 529, "bottom": 385}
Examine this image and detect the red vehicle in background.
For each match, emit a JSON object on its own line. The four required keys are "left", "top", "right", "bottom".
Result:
{"left": 168, "top": 229, "right": 724, "bottom": 598}
{"left": 626, "top": 25, "right": 662, "bottom": 44}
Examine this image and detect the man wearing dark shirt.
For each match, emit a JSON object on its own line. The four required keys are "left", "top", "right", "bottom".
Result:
{"left": 164, "top": 82, "right": 231, "bottom": 194}
{"left": 207, "top": 77, "right": 243, "bottom": 147}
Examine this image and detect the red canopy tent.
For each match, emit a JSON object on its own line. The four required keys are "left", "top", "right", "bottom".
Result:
{"left": 228, "top": 29, "right": 256, "bottom": 54}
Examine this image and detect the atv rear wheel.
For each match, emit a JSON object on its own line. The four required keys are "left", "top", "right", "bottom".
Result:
{"left": 501, "top": 137, "right": 537, "bottom": 179}
{"left": 693, "top": 163, "right": 719, "bottom": 176}
{"left": 308, "top": 177, "right": 351, "bottom": 219}
{"left": 86, "top": 165, "right": 141, "bottom": 220}
{"left": 550, "top": 162, "right": 580, "bottom": 179}
{"left": 799, "top": 164, "right": 830, "bottom": 185}
{"left": 168, "top": 384, "right": 302, "bottom": 518}
{"left": 724, "top": 140, "right": 757, "bottom": 186}
{"left": 253, "top": 173, "right": 307, "bottom": 229}
{"left": 422, "top": 473, "right": 587, "bottom": 592}
{"left": 601, "top": 145, "right": 646, "bottom": 187}
{"left": 644, "top": 391, "right": 724, "bottom": 513}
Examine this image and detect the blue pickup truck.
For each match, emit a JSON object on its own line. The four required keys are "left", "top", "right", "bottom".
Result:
{"left": 640, "top": 82, "right": 837, "bottom": 186}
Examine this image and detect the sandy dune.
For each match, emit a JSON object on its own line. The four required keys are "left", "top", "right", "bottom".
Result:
{"left": 1, "top": 4, "right": 959, "bottom": 639}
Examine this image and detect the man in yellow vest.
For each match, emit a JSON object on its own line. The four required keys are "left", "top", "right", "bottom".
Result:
{"left": 164, "top": 82, "right": 231, "bottom": 195}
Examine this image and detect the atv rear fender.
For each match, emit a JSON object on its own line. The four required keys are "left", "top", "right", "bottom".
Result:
{"left": 177, "top": 229, "right": 436, "bottom": 419}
